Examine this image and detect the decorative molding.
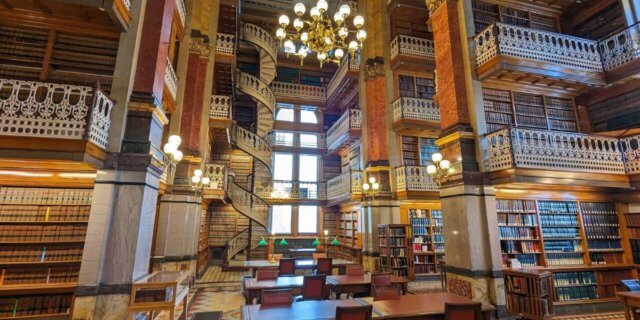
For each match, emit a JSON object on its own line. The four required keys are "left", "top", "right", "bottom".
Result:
{"left": 425, "top": 0, "right": 446, "bottom": 15}
{"left": 189, "top": 38, "right": 212, "bottom": 57}
{"left": 364, "top": 57, "right": 385, "bottom": 79}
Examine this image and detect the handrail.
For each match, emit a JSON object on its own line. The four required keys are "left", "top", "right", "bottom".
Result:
{"left": 225, "top": 228, "right": 249, "bottom": 263}
{"left": 268, "top": 131, "right": 326, "bottom": 149}
{"left": 326, "top": 109, "right": 361, "bottom": 151}
{"left": 256, "top": 180, "right": 327, "bottom": 200}
{"left": 241, "top": 23, "right": 278, "bottom": 65}
{"left": 226, "top": 172, "right": 270, "bottom": 229}
{"left": 395, "top": 166, "right": 439, "bottom": 192}
{"left": 216, "top": 33, "right": 236, "bottom": 55}
{"left": 392, "top": 97, "right": 440, "bottom": 123}
{"left": 229, "top": 122, "right": 272, "bottom": 169}
{"left": 164, "top": 58, "right": 178, "bottom": 99}
{"left": 174, "top": 0, "right": 187, "bottom": 27}
{"left": 235, "top": 71, "right": 276, "bottom": 114}
{"left": 327, "top": 55, "right": 360, "bottom": 100}
{"left": 210, "top": 95, "right": 231, "bottom": 119}
{"left": 271, "top": 81, "right": 326, "bottom": 103}
{"left": 390, "top": 34, "right": 435, "bottom": 61}
{"left": 598, "top": 22, "right": 640, "bottom": 71}
{"left": 327, "top": 170, "right": 363, "bottom": 201}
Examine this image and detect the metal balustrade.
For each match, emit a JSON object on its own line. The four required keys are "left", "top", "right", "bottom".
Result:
{"left": 326, "top": 109, "right": 361, "bottom": 152}
{"left": 268, "top": 131, "right": 326, "bottom": 149}
{"left": 216, "top": 33, "right": 236, "bottom": 55}
{"left": 599, "top": 22, "right": 640, "bottom": 71}
{"left": 270, "top": 81, "right": 326, "bottom": 103}
{"left": 395, "top": 166, "right": 439, "bottom": 192}
{"left": 390, "top": 35, "right": 435, "bottom": 61}
{"left": 210, "top": 95, "right": 231, "bottom": 119}
{"left": 256, "top": 180, "right": 327, "bottom": 200}
{"left": 392, "top": 97, "right": 440, "bottom": 123}
{"left": 0, "top": 78, "right": 114, "bottom": 149}
{"left": 204, "top": 164, "right": 226, "bottom": 190}
{"left": 327, "top": 171, "right": 363, "bottom": 201}
{"left": 164, "top": 58, "right": 178, "bottom": 99}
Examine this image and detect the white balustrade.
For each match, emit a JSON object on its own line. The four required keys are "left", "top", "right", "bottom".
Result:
{"left": 390, "top": 35, "right": 435, "bottom": 61}
{"left": 236, "top": 71, "right": 276, "bottom": 113}
{"left": 164, "top": 58, "right": 178, "bottom": 99}
{"left": 599, "top": 23, "right": 640, "bottom": 71}
{"left": 395, "top": 166, "right": 438, "bottom": 192}
{"left": 269, "top": 131, "right": 326, "bottom": 149}
{"left": 122, "top": 0, "right": 131, "bottom": 11}
{"left": 230, "top": 123, "right": 272, "bottom": 169}
{"left": 256, "top": 180, "right": 327, "bottom": 200}
{"left": 242, "top": 23, "right": 278, "bottom": 63}
{"left": 174, "top": 0, "right": 186, "bottom": 27}
{"left": 0, "top": 79, "right": 114, "bottom": 149}
{"left": 392, "top": 97, "right": 440, "bottom": 123}
{"left": 620, "top": 135, "right": 640, "bottom": 175}
{"left": 226, "top": 173, "right": 270, "bottom": 229}
{"left": 326, "top": 109, "right": 361, "bottom": 152}
{"left": 327, "top": 55, "right": 360, "bottom": 100}
{"left": 216, "top": 33, "right": 236, "bottom": 55}
{"left": 327, "top": 170, "right": 363, "bottom": 201}
{"left": 484, "top": 127, "right": 626, "bottom": 174}
{"left": 474, "top": 23, "right": 602, "bottom": 72}
{"left": 270, "top": 81, "right": 326, "bottom": 103}
{"left": 204, "top": 163, "right": 226, "bottom": 190}
{"left": 210, "top": 95, "right": 231, "bottom": 119}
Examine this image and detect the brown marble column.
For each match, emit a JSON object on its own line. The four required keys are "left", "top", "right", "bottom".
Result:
{"left": 427, "top": 0, "right": 505, "bottom": 313}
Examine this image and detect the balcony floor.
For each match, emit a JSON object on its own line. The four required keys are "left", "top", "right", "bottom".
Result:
{"left": 488, "top": 168, "right": 630, "bottom": 190}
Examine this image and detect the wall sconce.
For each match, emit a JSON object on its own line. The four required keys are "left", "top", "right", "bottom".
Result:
{"left": 163, "top": 135, "right": 184, "bottom": 183}
{"left": 426, "top": 152, "right": 451, "bottom": 187}
{"left": 362, "top": 175, "right": 380, "bottom": 200}
{"left": 190, "top": 169, "right": 211, "bottom": 197}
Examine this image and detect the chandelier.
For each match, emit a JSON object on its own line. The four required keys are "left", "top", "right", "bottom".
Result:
{"left": 275, "top": 0, "right": 366, "bottom": 67}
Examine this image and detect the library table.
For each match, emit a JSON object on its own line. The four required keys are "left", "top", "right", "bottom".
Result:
{"left": 243, "top": 275, "right": 304, "bottom": 304}
{"left": 288, "top": 248, "right": 317, "bottom": 258}
{"left": 617, "top": 291, "right": 640, "bottom": 320}
{"left": 327, "top": 274, "right": 410, "bottom": 297}
{"left": 358, "top": 293, "right": 495, "bottom": 319}
{"left": 242, "top": 299, "right": 369, "bottom": 320}
{"left": 243, "top": 258, "right": 355, "bottom": 276}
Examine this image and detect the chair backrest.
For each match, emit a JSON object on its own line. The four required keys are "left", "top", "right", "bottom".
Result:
{"left": 373, "top": 285, "right": 401, "bottom": 301}
{"left": 302, "top": 274, "right": 327, "bottom": 300}
{"left": 444, "top": 302, "right": 482, "bottom": 320}
{"left": 278, "top": 258, "right": 296, "bottom": 276}
{"left": 335, "top": 304, "right": 373, "bottom": 320}
{"left": 261, "top": 289, "right": 293, "bottom": 306}
{"left": 371, "top": 273, "right": 391, "bottom": 286}
{"left": 256, "top": 268, "right": 278, "bottom": 281}
{"left": 622, "top": 279, "right": 640, "bottom": 292}
{"left": 312, "top": 252, "right": 327, "bottom": 259}
{"left": 346, "top": 265, "right": 364, "bottom": 276}
{"left": 316, "top": 257, "right": 333, "bottom": 275}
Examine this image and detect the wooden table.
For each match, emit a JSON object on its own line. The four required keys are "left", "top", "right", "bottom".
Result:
{"left": 243, "top": 276, "right": 304, "bottom": 304}
{"left": 327, "top": 274, "right": 410, "bottom": 297}
{"left": 618, "top": 291, "right": 640, "bottom": 320}
{"left": 288, "top": 248, "right": 317, "bottom": 258}
{"left": 243, "top": 259, "right": 355, "bottom": 276}
{"left": 242, "top": 299, "right": 368, "bottom": 320}
{"left": 358, "top": 293, "right": 495, "bottom": 320}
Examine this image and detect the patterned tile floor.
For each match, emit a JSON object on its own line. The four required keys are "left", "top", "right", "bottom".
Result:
{"left": 184, "top": 266, "right": 626, "bottom": 320}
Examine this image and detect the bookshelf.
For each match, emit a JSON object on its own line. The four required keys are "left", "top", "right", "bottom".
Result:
{"left": 197, "top": 207, "right": 210, "bottom": 276}
{"left": 504, "top": 269, "right": 553, "bottom": 319}
{"left": 410, "top": 209, "right": 445, "bottom": 275}
{"left": 333, "top": 210, "right": 361, "bottom": 263}
{"left": 0, "top": 187, "right": 92, "bottom": 319}
{"left": 378, "top": 224, "right": 414, "bottom": 279}
{"left": 626, "top": 212, "right": 640, "bottom": 264}
{"left": 208, "top": 206, "right": 245, "bottom": 247}
{"left": 471, "top": 0, "right": 559, "bottom": 34}
{"left": 401, "top": 136, "right": 420, "bottom": 166}
{"left": 497, "top": 197, "right": 634, "bottom": 304}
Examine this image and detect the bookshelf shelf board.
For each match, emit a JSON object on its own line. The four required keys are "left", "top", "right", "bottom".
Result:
{"left": 540, "top": 225, "right": 580, "bottom": 228}
{"left": 554, "top": 284, "right": 596, "bottom": 288}
{"left": 0, "top": 240, "right": 85, "bottom": 245}
{"left": 1, "top": 313, "right": 70, "bottom": 320}
{"left": 553, "top": 297, "right": 619, "bottom": 306}
{"left": 0, "top": 220, "right": 89, "bottom": 225}
{"left": 0, "top": 260, "right": 82, "bottom": 267}
{"left": 498, "top": 224, "right": 538, "bottom": 227}
{"left": 497, "top": 211, "right": 537, "bottom": 214}
{"left": 500, "top": 238, "right": 539, "bottom": 241}
{"left": 0, "top": 282, "right": 77, "bottom": 294}
{"left": 541, "top": 237, "right": 582, "bottom": 241}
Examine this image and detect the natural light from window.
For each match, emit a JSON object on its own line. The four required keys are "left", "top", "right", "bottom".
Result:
{"left": 298, "top": 205, "right": 318, "bottom": 233}
{"left": 300, "top": 108, "right": 318, "bottom": 124}
{"left": 298, "top": 154, "right": 318, "bottom": 182}
{"left": 275, "top": 131, "right": 294, "bottom": 147}
{"left": 299, "top": 133, "right": 318, "bottom": 148}
{"left": 276, "top": 104, "right": 294, "bottom": 122}
{"left": 274, "top": 153, "right": 293, "bottom": 181}
{"left": 271, "top": 205, "right": 292, "bottom": 234}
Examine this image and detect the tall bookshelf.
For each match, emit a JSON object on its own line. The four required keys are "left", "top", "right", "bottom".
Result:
{"left": 471, "top": 0, "right": 559, "bottom": 34}
{"left": 626, "top": 212, "right": 640, "bottom": 264}
{"left": 378, "top": 224, "right": 414, "bottom": 279}
{"left": 333, "top": 210, "right": 361, "bottom": 263}
{"left": 0, "top": 187, "right": 92, "bottom": 319}
{"left": 410, "top": 209, "right": 445, "bottom": 275}
{"left": 197, "top": 207, "right": 210, "bottom": 276}
{"left": 496, "top": 198, "right": 634, "bottom": 304}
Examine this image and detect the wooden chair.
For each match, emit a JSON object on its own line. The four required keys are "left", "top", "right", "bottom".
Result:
{"left": 261, "top": 289, "right": 293, "bottom": 306}
{"left": 345, "top": 265, "right": 364, "bottom": 276}
{"left": 335, "top": 304, "right": 373, "bottom": 320}
{"left": 312, "top": 252, "right": 327, "bottom": 259}
{"left": 371, "top": 273, "right": 401, "bottom": 298}
{"left": 278, "top": 258, "right": 296, "bottom": 276}
{"left": 256, "top": 268, "right": 278, "bottom": 281}
{"left": 314, "top": 257, "right": 333, "bottom": 275}
{"left": 299, "top": 274, "right": 328, "bottom": 301}
{"left": 622, "top": 279, "right": 640, "bottom": 292}
{"left": 444, "top": 302, "right": 483, "bottom": 320}
{"left": 373, "top": 285, "right": 401, "bottom": 301}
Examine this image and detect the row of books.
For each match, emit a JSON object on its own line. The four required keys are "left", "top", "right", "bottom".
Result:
{"left": 0, "top": 246, "right": 83, "bottom": 263}
{"left": 515, "top": 115, "right": 547, "bottom": 128}
{"left": 408, "top": 209, "right": 429, "bottom": 218}
{"left": 580, "top": 202, "right": 616, "bottom": 214}
{"left": 485, "top": 112, "right": 513, "bottom": 125}
{"left": 539, "top": 214, "right": 578, "bottom": 226}
{"left": 513, "top": 93, "right": 543, "bottom": 105}
{"left": 412, "top": 236, "right": 431, "bottom": 244}
{"left": 434, "top": 244, "right": 445, "bottom": 252}
{"left": 625, "top": 214, "right": 640, "bottom": 227}
{"left": 0, "top": 188, "right": 92, "bottom": 205}
{"left": 414, "top": 263, "right": 439, "bottom": 274}
{"left": 538, "top": 201, "right": 579, "bottom": 214}
{"left": 433, "top": 235, "right": 444, "bottom": 243}
{"left": 482, "top": 88, "right": 511, "bottom": 102}
{"left": 514, "top": 104, "right": 545, "bottom": 117}
{"left": 0, "top": 294, "right": 72, "bottom": 317}
{"left": 412, "top": 227, "right": 430, "bottom": 236}
{"left": 582, "top": 213, "right": 619, "bottom": 226}
{"left": 583, "top": 226, "right": 621, "bottom": 239}
{"left": 587, "top": 239, "right": 622, "bottom": 250}
{"left": 590, "top": 252, "right": 624, "bottom": 265}
{"left": 410, "top": 218, "right": 430, "bottom": 227}
{"left": 630, "top": 239, "right": 640, "bottom": 264}
{"left": 380, "top": 237, "right": 406, "bottom": 246}
{"left": 379, "top": 257, "right": 410, "bottom": 268}
{"left": 380, "top": 248, "right": 409, "bottom": 257}
{"left": 546, "top": 252, "right": 584, "bottom": 266}
{"left": 496, "top": 199, "right": 536, "bottom": 213}
{"left": 544, "top": 240, "right": 581, "bottom": 252}
{"left": 499, "top": 227, "right": 537, "bottom": 239}
{"left": 412, "top": 244, "right": 430, "bottom": 252}
{"left": 501, "top": 240, "right": 540, "bottom": 254}
{"left": 556, "top": 286, "right": 598, "bottom": 301}
{"left": 550, "top": 120, "right": 578, "bottom": 131}
{"left": 497, "top": 213, "right": 537, "bottom": 226}
{"left": 1, "top": 267, "right": 80, "bottom": 285}
{"left": 554, "top": 271, "right": 596, "bottom": 286}
{"left": 545, "top": 97, "right": 575, "bottom": 111}
{"left": 541, "top": 227, "right": 579, "bottom": 239}
{"left": 0, "top": 225, "right": 87, "bottom": 242}
{"left": 378, "top": 228, "right": 406, "bottom": 237}
{"left": 0, "top": 205, "right": 91, "bottom": 222}
{"left": 483, "top": 100, "right": 513, "bottom": 113}
{"left": 547, "top": 108, "right": 576, "bottom": 120}
{"left": 509, "top": 254, "right": 538, "bottom": 267}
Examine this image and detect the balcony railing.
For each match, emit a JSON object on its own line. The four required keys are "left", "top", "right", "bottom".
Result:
{"left": 327, "top": 55, "right": 360, "bottom": 100}
{"left": 0, "top": 79, "right": 114, "bottom": 149}
{"left": 174, "top": 0, "right": 186, "bottom": 27}
{"left": 271, "top": 81, "right": 326, "bottom": 103}
{"left": 210, "top": 95, "right": 231, "bottom": 119}
{"left": 484, "top": 127, "right": 627, "bottom": 175}
{"left": 216, "top": 33, "right": 236, "bottom": 55}
{"left": 269, "top": 131, "right": 326, "bottom": 149}
{"left": 236, "top": 71, "right": 276, "bottom": 113}
{"left": 599, "top": 22, "right": 640, "bottom": 71}
{"left": 390, "top": 35, "right": 435, "bottom": 61}
{"left": 327, "top": 171, "right": 363, "bottom": 201}
{"left": 164, "top": 58, "right": 178, "bottom": 99}
{"left": 256, "top": 180, "right": 327, "bottom": 200}
{"left": 392, "top": 97, "right": 440, "bottom": 123}
{"left": 204, "top": 163, "right": 226, "bottom": 190}
{"left": 326, "top": 109, "right": 361, "bottom": 152}
{"left": 620, "top": 135, "right": 640, "bottom": 175}
{"left": 395, "top": 166, "right": 439, "bottom": 192}
{"left": 475, "top": 23, "right": 602, "bottom": 73}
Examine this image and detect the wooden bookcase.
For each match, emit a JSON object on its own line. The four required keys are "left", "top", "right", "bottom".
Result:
{"left": 471, "top": 0, "right": 559, "bottom": 34}
{"left": 497, "top": 198, "right": 635, "bottom": 304}
{"left": 378, "top": 224, "right": 414, "bottom": 279}
{"left": 332, "top": 210, "right": 361, "bottom": 263}
{"left": 410, "top": 209, "right": 445, "bottom": 276}
{"left": 0, "top": 187, "right": 92, "bottom": 319}
{"left": 504, "top": 268, "right": 554, "bottom": 319}
{"left": 197, "top": 207, "right": 210, "bottom": 276}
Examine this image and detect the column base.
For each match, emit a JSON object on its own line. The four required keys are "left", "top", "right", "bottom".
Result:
{"left": 446, "top": 270, "right": 507, "bottom": 318}
{"left": 72, "top": 293, "right": 131, "bottom": 320}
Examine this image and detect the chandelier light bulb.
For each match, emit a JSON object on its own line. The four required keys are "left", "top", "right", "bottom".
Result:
{"left": 276, "top": 27, "right": 286, "bottom": 39}
{"left": 353, "top": 15, "right": 364, "bottom": 28}
{"left": 202, "top": 177, "right": 211, "bottom": 185}
{"left": 372, "top": 182, "right": 380, "bottom": 190}
{"left": 173, "top": 150, "right": 183, "bottom": 162}
{"left": 163, "top": 143, "right": 176, "bottom": 154}
{"left": 294, "top": 3, "right": 306, "bottom": 15}
{"left": 334, "top": 12, "right": 344, "bottom": 24}
{"left": 324, "top": 36, "right": 332, "bottom": 45}
{"left": 317, "top": 51, "right": 327, "bottom": 61}
{"left": 293, "top": 18, "right": 304, "bottom": 30}
{"left": 316, "top": 0, "right": 328, "bottom": 12}
{"left": 362, "top": 183, "right": 370, "bottom": 191}
{"left": 357, "top": 29, "right": 367, "bottom": 41}
{"left": 368, "top": 176, "right": 376, "bottom": 184}
{"left": 279, "top": 15, "right": 290, "bottom": 27}
{"left": 334, "top": 48, "right": 344, "bottom": 59}
{"left": 191, "top": 175, "right": 201, "bottom": 184}
{"left": 440, "top": 160, "right": 451, "bottom": 169}
{"left": 298, "top": 47, "right": 308, "bottom": 57}
{"left": 168, "top": 135, "right": 182, "bottom": 146}
{"left": 339, "top": 4, "right": 351, "bottom": 16}
{"left": 300, "top": 32, "right": 309, "bottom": 42}
{"left": 338, "top": 27, "right": 348, "bottom": 39}
{"left": 310, "top": 6, "right": 320, "bottom": 18}
{"left": 427, "top": 165, "right": 437, "bottom": 174}
{"left": 348, "top": 40, "right": 359, "bottom": 51}
{"left": 284, "top": 39, "right": 295, "bottom": 52}
{"left": 431, "top": 152, "right": 443, "bottom": 163}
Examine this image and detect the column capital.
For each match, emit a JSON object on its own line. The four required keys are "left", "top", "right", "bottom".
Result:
{"left": 189, "top": 37, "right": 211, "bottom": 57}
{"left": 364, "top": 57, "right": 385, "bottom": 80}
{"left": 425, "top": 0, "right": 447, "bottom": 15}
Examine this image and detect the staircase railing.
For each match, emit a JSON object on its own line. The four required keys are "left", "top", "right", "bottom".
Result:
{"left": 226, "top": 172, "right": 270, "bottom": 229}
{"left": 225, "top": 227, "right": 249, "bottom": 263}
{"left": 241, "top": 23, "right": 278, "bottom": 64}
{"left": 235, "top": 71, "right": 276, "bottom": 113}
{"left": 229, "top": 122, "right": 272, "bottom": 170}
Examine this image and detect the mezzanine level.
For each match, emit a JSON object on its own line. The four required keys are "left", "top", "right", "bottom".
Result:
{"left": 255, "top": 180, "right": 327, "bottom": 202}
{"left": 395, "top": 166, "right": 438, "bottom": 199}
{"left": 390, "top": 34, "right": 435, "bottom": 71}
{"left": 326, "top": 170, "right": 363, "bottom": 205}
{"left": 271, "top": 82, "right": 326, "bottom": 105}
{"left": 209, "top": 95, "right": 232, "bottom": 129}
{"left": 326, "top": 109, "right": 361, "bottom": 155}
{"left": 392, "top": 97, "right": 440, "bottom": 134}
{"left": 326, "top": 56, "right": 360, "bottom": 113}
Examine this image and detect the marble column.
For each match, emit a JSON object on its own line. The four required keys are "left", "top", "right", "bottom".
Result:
{"left": 427, "top": 0, "right": 505, "bottom": 314}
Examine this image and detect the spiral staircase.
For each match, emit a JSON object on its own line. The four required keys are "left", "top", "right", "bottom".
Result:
{"left": 224, "top": 23, "right": 277, "bottom": 266}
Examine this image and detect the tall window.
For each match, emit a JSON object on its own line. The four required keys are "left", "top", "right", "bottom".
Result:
{"left": 299, "top": 155, "right": 318, "bottom": 182}
{"left": 274, "top": 131, "right": 294, "bottom": 147}
{"left": 274, "top": 153, "right": 293, "bottom": 181}
{"left": 272, "top": 205, "right": 292, "bottom": 234}
{"left": 299, "top": 133, "right": 318, "bottom": 148}
{"left": 298, "top": 205, "right": 318, "bottom": 233}
{"left": 300, "top": 106, "right": 318, "bottom": 124}
{"left": 276, "top": 104, "right": 294, "bottom": 122}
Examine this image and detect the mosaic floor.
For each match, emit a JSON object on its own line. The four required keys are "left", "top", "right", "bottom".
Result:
{"left": 182, "top": 266, "right": 627, "bottom": 320}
